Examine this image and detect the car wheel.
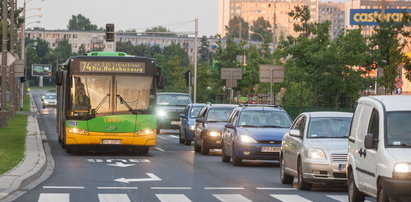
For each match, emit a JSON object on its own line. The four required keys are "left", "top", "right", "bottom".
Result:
{"left": 42, "top": 105, "right": 45, "bottom": 109}
{"left": 280, "top": 154, "right": 294, "bottom": 184}
{"left": 297, "top": 159, "right": 312, "bottom": 190}
{"left": 221, "top": 142, "right": 230, "bottom": 162}
{"left": 179, "top": 129, "right": 184, "bottom": 144}
{"left": 348, "top": 169, "right": 365, "bottom": 202}
{"left": 194, "top": 137, "right": 201, "bottom": 152}
{"left": 184, "top": 130, "right": 191, "bottom": 145}
{"left": 377, "top": 180, "right": 389, "bottom": 202}
{"left": 62, "top": 133, "right": 66, "bottom": 149}
{"left": 201, "top": 138, "right": 209, "bottom": 155}
{"left": 231, "top": 145, "right": 242, "bottom": 166}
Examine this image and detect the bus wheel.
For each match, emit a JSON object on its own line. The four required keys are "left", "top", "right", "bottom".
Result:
{"left": 135, "top": 147, "right": 149, "bottom": 155}
{"left": 66, "top": 145, "right": 73, "bottom": 154}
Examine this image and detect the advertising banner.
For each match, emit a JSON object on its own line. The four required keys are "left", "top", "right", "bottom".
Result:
{"left": 350, "top": 9, "right": 411, "bottom": 26}
{"left": 32, "top": 64, "right": 52, "bottom": 77}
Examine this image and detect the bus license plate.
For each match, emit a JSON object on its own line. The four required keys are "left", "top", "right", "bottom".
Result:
{"left": 261, "top": 146, "right": 280, "bottom": 152}
{"left": 171, "top": 121, "right": 180, "bottom": 125}
{"left": 102, "top": 139, "right": 122, "bottom": 145}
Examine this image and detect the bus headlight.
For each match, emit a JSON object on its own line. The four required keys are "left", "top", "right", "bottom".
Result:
{"left": 157, "top": 110, "right": 167, "bottom": 118}
{"left": 68, "top": 128, "right": 88, "bottom": 135}
{"left": 136, "top": 129, "right": 155, "bottom": 136}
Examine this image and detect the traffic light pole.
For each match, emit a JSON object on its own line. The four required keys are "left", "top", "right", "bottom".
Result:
{"left": 193, "top": 18, "right": 198, "bottom": 103}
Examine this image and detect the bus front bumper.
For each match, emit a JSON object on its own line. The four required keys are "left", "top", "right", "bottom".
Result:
{"left": 65, "top": 130, "right": 156, "bottom": 146}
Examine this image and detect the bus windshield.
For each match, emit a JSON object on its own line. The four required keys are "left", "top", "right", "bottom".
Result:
{"left": 70, "top": 75, "right": 153, "bottom": 117}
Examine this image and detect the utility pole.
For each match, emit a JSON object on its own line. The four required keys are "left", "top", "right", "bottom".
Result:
{"left": 1, "top": 0, "right": 9, "bottom": 127}
{"left": 9, "top": 0, "right": 16, "bottom": 118}
{"left": 20, "top": 1, "right": 26, "bottom": 110}
{"left": 194, "top": 18, "right": 198, "bottom": 103}
{"left": 272, "top": 1, "right": 277, "bottom": 53}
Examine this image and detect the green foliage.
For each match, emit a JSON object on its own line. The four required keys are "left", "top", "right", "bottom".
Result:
{"left": 225, "top": 16, "right": 249, "bottom": 40}
{"left": 67, "top": 14, "right": 98, "bottom": 31}
{"left": 116, "top": 41, "right": 162, "bottom": 58}
{"left": 199, "top": 36, "right": 211, "bottom": 65}
{"left": 77, "top": 44, "right": 86, "bottom": 55}
{"left": 370, "top": 12, "right": 411, "bottom": 93}
{"left": 250, "top": 17, "right": 272, "bottom": 42}
{"left": 0, "top": 3, "right": 24, "bottom": 49}
{"left": 145, "top": 26, "right": 176, "bottom": 37}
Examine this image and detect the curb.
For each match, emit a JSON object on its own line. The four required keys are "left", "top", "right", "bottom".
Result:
{"left": 0, "top": 94, "right": 47, "bottom": 201}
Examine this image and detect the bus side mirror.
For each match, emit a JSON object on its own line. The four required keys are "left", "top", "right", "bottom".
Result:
{"left": 55, "top": 71, "right": 63, "bottom": 86}
{"left": 157, "top": 73, "right": 164, "bottom": 89}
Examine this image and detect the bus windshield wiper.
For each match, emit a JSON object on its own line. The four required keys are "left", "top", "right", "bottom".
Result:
{"left": 116, "top": 94, "right": 137, "bottom": 114}
{"left": 93, "top": 94, "right": 110, "bottom": 115}
{"left": 240, "top": 125, "right": 257, "bottom": 127}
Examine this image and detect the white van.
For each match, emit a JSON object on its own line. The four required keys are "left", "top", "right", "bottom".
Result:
{"left": 347, "top": 96, "right": 411, "bottom": 202}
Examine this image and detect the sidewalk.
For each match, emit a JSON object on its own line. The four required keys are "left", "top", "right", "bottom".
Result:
{"left": 0, "top": 95, "right": 47, "bottom": 201}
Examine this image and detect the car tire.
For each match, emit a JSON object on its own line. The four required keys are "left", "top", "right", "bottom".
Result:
{"left": 194, "top": 137, "right": 201, "bottom": 153}
{"left": 377, "top": 180, "right": 389, "bottom": 202}
{"left": 201, "top": 138, "right": 209, "bottom": 155}
{"left": 231, "top": 146, "right": 242, "bottom": 166}
{"left": 280, "top": 154, "right": 294, "bottom": 184}
{"left": 297, "top": 159, "right": 312, "bottom": 190}
{"left": 221, "top": 142, "right": 230, "bottom": 162}
{"left": 43, "top": 105, "right": 45, "bottom": 109}
{"left": 179, "top": 129, "right": 184, "bottom": 144}
{"left": 184, "top": 130, "right": 191, "bottom": 145}
{"left": 348, "top": 169, "right": 365, "bottom": 202}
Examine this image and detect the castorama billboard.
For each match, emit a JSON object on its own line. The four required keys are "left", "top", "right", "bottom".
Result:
{"left": 350, "top": 9, "right": 411, "bottom": 26}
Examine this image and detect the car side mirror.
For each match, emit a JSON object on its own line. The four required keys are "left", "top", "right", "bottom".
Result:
{"left": 196, "top": 118, "right": 204, "bottom": 123}
{"left": 225, "top": 123, "right": 234, "bottom": 129}
{"left": 289, "top": 129, "right": 301, "bottom": 137}
{"left": 364, "top": 133, "right": 376, "bottom": 149}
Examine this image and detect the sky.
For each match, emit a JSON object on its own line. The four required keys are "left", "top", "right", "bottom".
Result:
{"left": 21, "top": 0, "right": 219, "bottom": 37}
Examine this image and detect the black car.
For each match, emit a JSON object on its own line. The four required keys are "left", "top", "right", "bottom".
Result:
{"left": 193, "top": 104, "right": 237, "bottom": 155}
{"left": 156, "top": 93, "right": 192, "bottom": 130}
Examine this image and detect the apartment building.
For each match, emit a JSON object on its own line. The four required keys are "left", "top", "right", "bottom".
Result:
{"left": 319, "top": 2, "right": 345, "bottom": 39}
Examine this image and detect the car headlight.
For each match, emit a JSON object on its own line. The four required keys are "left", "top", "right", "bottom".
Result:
{"left": 189, "top": 125, "right": 195, "bottom": 131}
{"left": 393, "top": 163, "right": 411, "bottom": 180}
{"left": 239, "top": 135, "right": 257, "bottom": 143}
{"left": 307, "top": 148, "right": 326, "bottom": 159}
{"left": 157, "top": 110, "right": 167, "bottom": 117}
{"left": 68, "top": 128, "right": 88, "bottom": 135}
{"left": 208, "top": 131, "right": 220, "bottom": 136}
{"left": 44, "top": 100, "right": 49, "bottom": 104}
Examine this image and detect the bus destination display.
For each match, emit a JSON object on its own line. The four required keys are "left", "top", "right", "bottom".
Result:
{"left": 79, "top": 61, "right": 145, "bottom": 73}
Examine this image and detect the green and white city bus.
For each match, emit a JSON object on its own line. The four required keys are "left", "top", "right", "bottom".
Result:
{"left": 55, "top": 52, "right": 163, "bottom": 154}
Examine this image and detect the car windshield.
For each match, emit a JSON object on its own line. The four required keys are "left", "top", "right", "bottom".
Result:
{"left": 190, "top": 106, "right": 203, "bottom": 118}
{"left": 206, "top": 108, "right": 235, "bottom": 122}
{"left": 157, "top": 94, "right": 191, "bottom": 106}
{"left": 308, "top": 117, "right": 351, "bottom": 138}
{"left": 387, "top": 111, "right": 411, "bottom": 147}
{"left": 238, "top": 111, "right": 291, "bottom": 128}
{"left": 45, "top": 94, "right": 56, "bottom": 99}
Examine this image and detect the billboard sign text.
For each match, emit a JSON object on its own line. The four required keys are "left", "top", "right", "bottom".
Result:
{"left": 350, "top": 9, "right": 411, "bottom": 26}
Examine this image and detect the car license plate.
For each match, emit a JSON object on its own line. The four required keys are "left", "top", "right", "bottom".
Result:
{"left": 216, "top": 140, "right": 221, "bottom": 144}
{"left": 339, "top": 164, "right": 347, "bottom": 171}
{"left": 171, "top": 121, "right": 180, "bottom": 125}
{"left": 102, "top": 139, "right": 122, "bottom": 145}
{"left": 261, "top": 146, "right": 281, "bottom": 152}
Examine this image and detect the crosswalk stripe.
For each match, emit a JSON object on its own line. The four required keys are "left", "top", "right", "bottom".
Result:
{"left": 156, "top": 194, "right": 192, "bottom": 202}
{"left": 213, "top": 194, "right": 252, "bottom": 202}
{"left": 38, "top": 193, "right": 69, "bottom": 202}
{"left": 270, "top": 194, "right": 313, "bottom": 202}
{"left": 98, "top": 194, "right": 131, "bottom": 202}
{"left": 327, "top": 195, "right": 347, "bottom": 202}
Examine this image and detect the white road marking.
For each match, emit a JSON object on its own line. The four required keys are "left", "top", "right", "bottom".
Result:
{"left": 151, "top": 187, "right": 192, "bottom": 190}
{"left": 114, "top": 173, "right": 161, "bottom": 183}
{"left": 256, "top": 187, "right": 297, "bottom": 190}
{"left": 38, "top": 193, "right": 69, "bottom": 202}
{"left": 157, "top": 136, "right": 167, "bottom": 140}
{"left": 140, "top": 159, "right": 150, "bottom": 162}
{"left": 98, "top": 194, "right": 131, "bottom": 202}
{"left": 270, "top": 194, "right": 312, "bottom": 202}
{"left": 42, "top": 186, "right": 84, "bottom": 189}
{"left": 204, "top": 187, "right": 244, "bottom": 190}
{"left": 97, "top": 187, "right": 138, "bottom": 190}
{"left": 154, "top": 147, "right": 165, "bottom": 152}
{"left": 170, "top": 135, "right": 179, "bottom": 139}
{"left": 213, "top": 194, "right": 252, "bottom": 202}
{"left": 107, "top": 162, "right": 136, "bottom": 168}
{"left": 327, "top": 195, "right": 347, "bottom": 202}
{"left": 156, "top": 194, "right": 192, "bottom": 202}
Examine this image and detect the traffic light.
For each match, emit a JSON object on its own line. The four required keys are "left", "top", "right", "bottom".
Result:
{"left": 105, "top": 23, "right": 115, "bottom": 42}
{"left": 183, "top": 71, "right": 192, "bottom": 86}
{"left": 19, "top": 77, "right": 26, "bottom": 83}
{"left": 371, "top": 61, "right": 378, "bottom": 70}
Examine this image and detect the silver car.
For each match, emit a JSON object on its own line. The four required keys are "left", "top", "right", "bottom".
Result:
{"left": 42, "top": 93, "right": 57, "bottom": 108}
{"left": 279, "top": 112, "right": 353, "bottom": 190}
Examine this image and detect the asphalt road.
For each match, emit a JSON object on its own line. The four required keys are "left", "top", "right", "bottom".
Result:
{"left": 13, "top": 90, "right": 372, "bottom": 202}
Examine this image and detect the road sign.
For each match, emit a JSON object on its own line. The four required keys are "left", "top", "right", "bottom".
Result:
{"left": 32, "top": 64, "right": 52, "bottom": 77}
{"left": 226, "top": 79, "right": 238, "bottom": 88}
{"left": 0, "top": 52, "right": 17, "bottom": 75}
{"left": 13, "top": 59, "right": 24, "bottom": 77}
{"left": 260, "top": 65, "right": 284, "bottom": 83}
{"left": 221, "top": 68, "right": 242, "bottom": 80}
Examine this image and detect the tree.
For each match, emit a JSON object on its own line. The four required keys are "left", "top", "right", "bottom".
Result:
{"left": 145, "top": 26, "right": 176, "bottom": 37}
{"left": 77, "top": 44, "right": 86, "bottom": 55}
{"left": 250, "top": 17, "right": 272, "bottom": 42}
{"left": 26, "top": 38, "right": 51, "bottom": 85}
{"left": 198, "top": 36, "right": 210, "bottom": 64}
{"left": 225, "top": 16, "right": 249, "bottom": 40}
{"left": 370, "top": 12, "right": 411, "bottom": 94}
{"left": 67, "top": 14, "right": 98, "bottom": 31}
{"left": 0, "top": 2, "right": 24, "bottom": 49}
{"left": 51, "top": 40, "right": 73, "bottom": 64}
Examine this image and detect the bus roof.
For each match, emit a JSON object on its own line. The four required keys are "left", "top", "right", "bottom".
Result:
{"left": 87, "top": 51, "right": 128, "bottom": 56}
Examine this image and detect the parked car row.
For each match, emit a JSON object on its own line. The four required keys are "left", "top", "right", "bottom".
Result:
{"left": 173, "top": 95, "right": 411, "bottom": 202}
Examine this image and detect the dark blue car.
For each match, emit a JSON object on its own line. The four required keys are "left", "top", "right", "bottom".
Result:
{"left": 221, "top": 105, "right": 292, "bottom": 166}
{"left": 179, "top": 103, "right": 205, "bottom": 145}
